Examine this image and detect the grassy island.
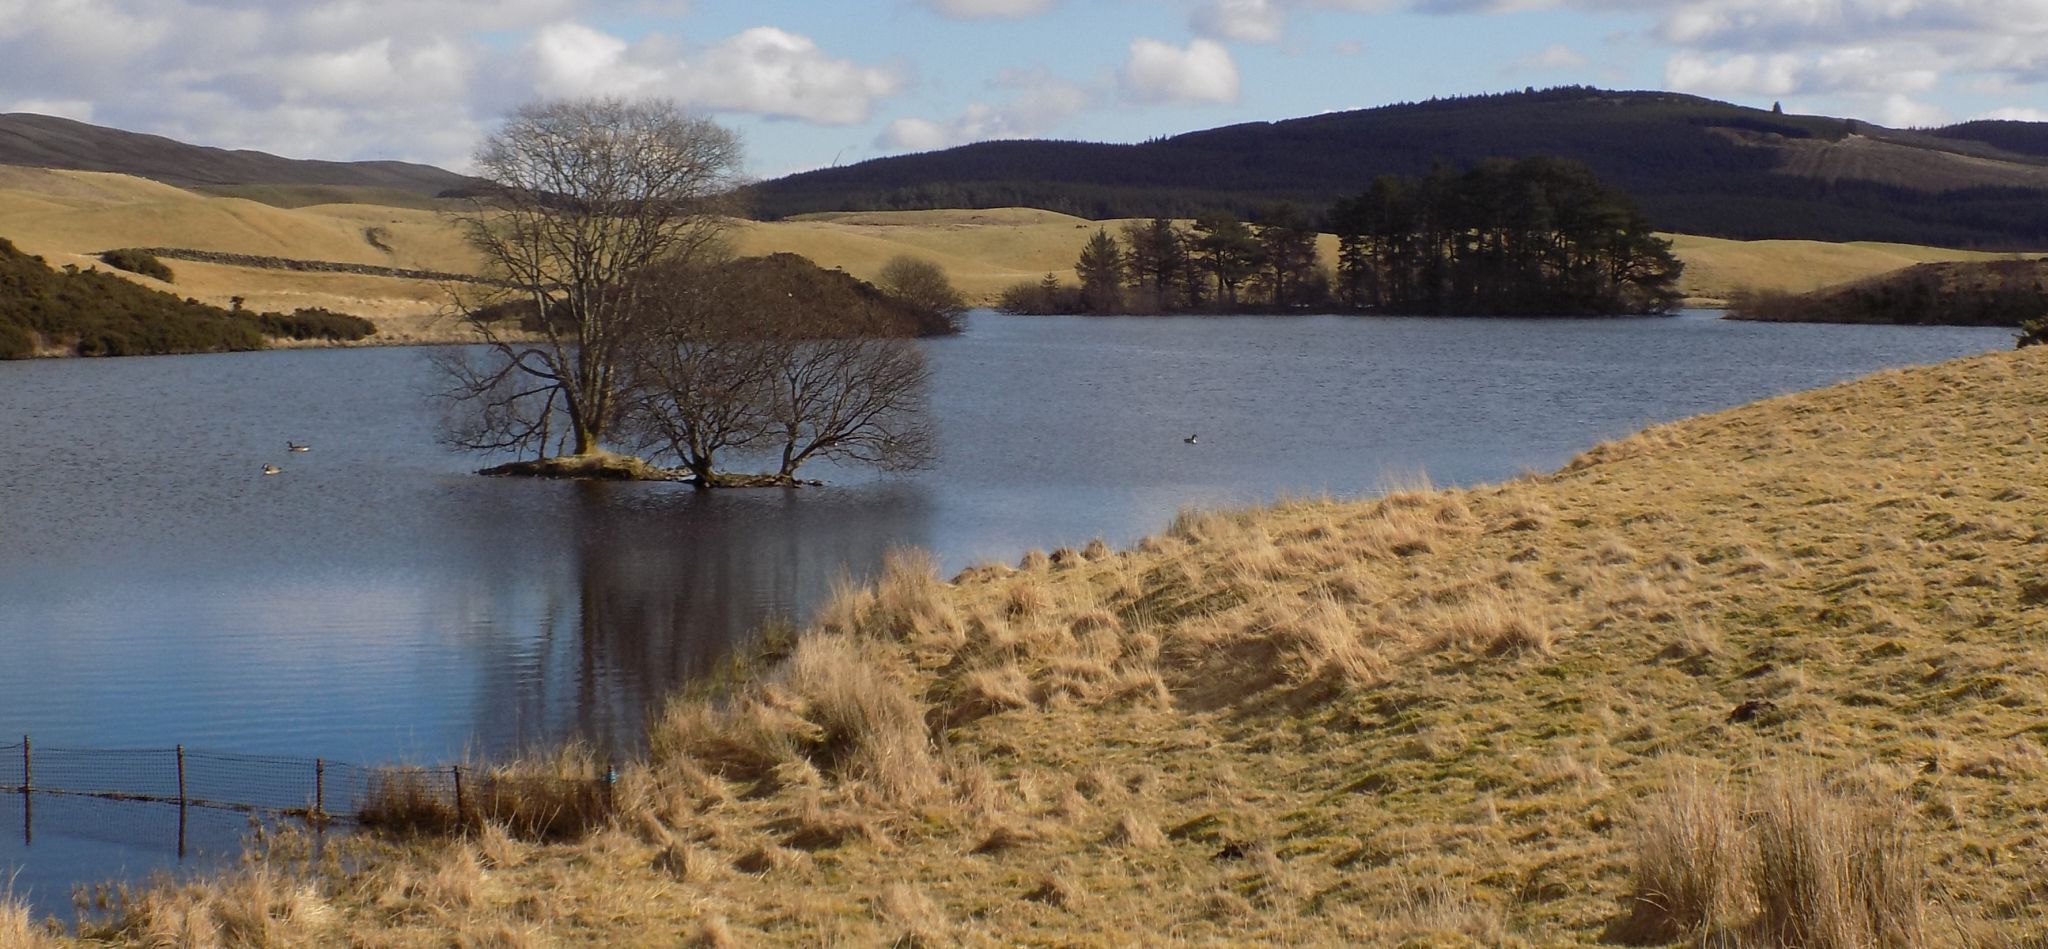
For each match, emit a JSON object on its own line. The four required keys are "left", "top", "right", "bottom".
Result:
{"left": 14, "top": 346, "right": 2048, "bottom": 946}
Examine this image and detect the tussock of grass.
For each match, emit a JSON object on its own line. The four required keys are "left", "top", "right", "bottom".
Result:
{"left": 3, "top": 889, "right": 54, "bottom": 949}
{"left": 86, "top": 346, "right": 2048, "bottom": 944}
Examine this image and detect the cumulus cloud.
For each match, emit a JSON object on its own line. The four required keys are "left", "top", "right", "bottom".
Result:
{"left": 920, "top": 0, "right": 1056, "bottom": 18}
{"left": 1122, "top": 38, "right": 1241, "bottom": 105}
{"left": 0, "top": 3, "right": 903, "bottom": 168}
{"left": 528, "top": 23, "right": 905, "bottom": 124}
{"left": 877, "top": 67, "right": 1091, "bottom": 152}
{"left": 1976, "top": 106, "right": 2048, "bottom": 122}
{"left": 1193, "top": 0, "right": 1288, "bottom": 43}
{"left": 1511, "top": 43, "right": 1590, "bottom": 71}
{"left": 1877, "top": 93, "right": 1947, "bottom": 129}
{"left": 1657, "top": 0, "right": 2048, "bottom": 52}
{"left": 1667, "top": 48, "right": 1940, "bottom": 99}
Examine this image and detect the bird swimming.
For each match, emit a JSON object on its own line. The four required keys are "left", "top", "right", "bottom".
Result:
{"left": 1184, "top": 434, "right": 1199, "bottom": 445}
{"left": 287, "top": 441, "right": 310, "bottom": 452}
{"left": 261, "top": 464, "right": 282, "bottom": 476}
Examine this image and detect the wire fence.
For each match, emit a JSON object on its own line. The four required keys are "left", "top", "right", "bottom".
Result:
{"left": 1, "top": 737, "right": 614, "bottom": 840}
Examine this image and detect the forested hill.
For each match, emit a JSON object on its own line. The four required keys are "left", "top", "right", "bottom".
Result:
{"left": 750, "top": 88, "right": 2048, "bottom": 249}
{"left": 0, "top": 112, "right": 476, "bottom": 200}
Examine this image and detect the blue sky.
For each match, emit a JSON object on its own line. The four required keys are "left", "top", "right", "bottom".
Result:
{"left": 1, "top": 0, "right": 2043, "bottom": 178}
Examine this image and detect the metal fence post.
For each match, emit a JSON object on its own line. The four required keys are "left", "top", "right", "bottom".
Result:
{"left": 20, "top": 735, "right": 29, "bottom": 792}
{"left": 314, "top": 758, "right": 325, "bottom": 819}
{"left": 452, "top": 765, "right": 465, "bottom": 823}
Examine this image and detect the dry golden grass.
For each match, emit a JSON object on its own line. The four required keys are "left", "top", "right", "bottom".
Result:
{"left": 3, "top": 888, "right": 56, "bottom": 949}
{"left": 8, "top": 163, "right": 2024, "bottom": 330}
{"left": 1664, "top": 232, "right": 2032, "bottom": 305}
{"left": 34, "top": 267, "right": 2048, "bottom": 942}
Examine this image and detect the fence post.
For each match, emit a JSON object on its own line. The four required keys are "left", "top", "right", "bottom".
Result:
{"left": 452, "top": 765, "right": 464, "bottom": 824}
{"left": 314, "top": 758, "right": 325, "bottom": 819}
{"left": 17, "top": 736, "right": 27, "bottom": 847}
{"left": 176, "top": 744, "right": 188, "bottom": 859}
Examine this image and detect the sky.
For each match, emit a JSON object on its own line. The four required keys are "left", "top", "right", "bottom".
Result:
{"left": 2, "top": 0, "right": 2044, "bottom": 180}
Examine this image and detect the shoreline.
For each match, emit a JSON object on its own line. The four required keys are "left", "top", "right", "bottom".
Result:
{"left": 37, "top": 343, "right": 2048, "bottom": 945}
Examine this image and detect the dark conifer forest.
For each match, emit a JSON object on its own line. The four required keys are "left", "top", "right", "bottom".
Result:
{"left": 750, "top": 88, "right": 2048, "bottom": 249}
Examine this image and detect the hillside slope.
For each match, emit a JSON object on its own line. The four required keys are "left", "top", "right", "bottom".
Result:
{"left": 1730, "top": 258, "right": 2048, "bottom": 326}
{"left": 0, "top": 112, "right": 474, "bottom": 199}
{"left": 68, "top": 345, "right": 2048, "bottom": 944}
{"left": 0, "top": 165, "right": 479, "bottom": 339}
{"left": 752, "top": 88, "right": 2048, "bottom": 249}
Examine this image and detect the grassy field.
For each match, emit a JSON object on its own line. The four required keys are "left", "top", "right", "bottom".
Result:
{"left": 19, "top": 343, "right": 2047, "bottom": 946}
{"left": 3, "top": 165, "right": 2034, "bottom": 338}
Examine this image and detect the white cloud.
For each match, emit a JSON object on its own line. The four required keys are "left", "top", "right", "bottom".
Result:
{"left": 1193, "top": 0, "right": 1288, "bottom": 44}
{"left": 1666, "top": 51, "right": 1803, "bottom": 96}
{"left": 1122, "top": 37, "right": 1241, "bottom": 105}
{"left": 1511, "top": 43, "right": 1589, "bottom": 71}
{"left": 7, "top": 98, "right": 95, "bottom": 122}
{"left": 1976, "top": 106, "right": 2048, "bottom": 122}
{"left": 877, "top": 67, "right": 1092, "bottom": 152}
{"left": 920, "top": 0, "right": 1056, "bottom": 18}
{"left": 1668, "top": 47, "right": 1941, "bottom": 99}
{"left": 527, "top": 24, "right": 903, "bottom": 125}
{"left": 677, "top": 27, "right": 906, "bottom": 124}
{"left": 1878, "top": 93, "right": 1947, "bottom": 129}
{"left": 878, "top": 117, "right": 958, "bottom": 152}
{"left": 0, "top": 3, "right": 901, "bottom": 170}
{"left": 1657, "top": 0, "right": 2048, "bottom": 52}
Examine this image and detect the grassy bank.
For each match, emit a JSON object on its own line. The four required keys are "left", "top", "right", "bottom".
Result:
{"left": 35, "top": 344, "right": 2045, "bottom": 945}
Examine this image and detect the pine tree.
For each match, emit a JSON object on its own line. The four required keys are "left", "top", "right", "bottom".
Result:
{"left": 1075, "top": 228, "right": 1125, "bottom": 313}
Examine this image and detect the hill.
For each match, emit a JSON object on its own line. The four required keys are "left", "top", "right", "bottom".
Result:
{"left": 54, "top": 345, "right": 2048, "bottom": 944}
{"left": 0, "top": 165, "right": 481, "bottom": 340}
{"left": 0, "top": 112, "right": 476, "bottom": 203}
{"left": 0, "top": 238, "right": 373, "bottom": 358}
{"left": 750, "top": 87, "right": 2048, "bottom": 249}
{"left": 1728, "top": 258, "right": 2048, "bottom": 326}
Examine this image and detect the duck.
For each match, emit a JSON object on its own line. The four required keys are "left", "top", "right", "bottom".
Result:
{"left": 262, "top": 464, "right": 283, "bottom": 476}
{"left": 1184, "top": 433, "right": 1199, "bottom": 445}
{"left": 287, "top": 441, "right": 310, "bottom": 452}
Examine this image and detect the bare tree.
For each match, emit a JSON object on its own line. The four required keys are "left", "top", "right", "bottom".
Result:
{"left": 440, "top": 98, "right": 744, "bottom": 459}
{"left": 618, "top": 253, "right": 778, "bottom": 484}
{"left": 620, "top": 252, "right": 935, "bottom": 485}
{"left": 765, "top": 334, "right": 933, "bottom": 481}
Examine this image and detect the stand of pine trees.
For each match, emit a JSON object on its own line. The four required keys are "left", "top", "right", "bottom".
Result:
{"left": 1001, "top": 157, "right": 1682, "bottom": 317}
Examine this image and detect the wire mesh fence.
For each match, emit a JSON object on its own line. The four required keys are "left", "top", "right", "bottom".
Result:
{"left": 1, "top": 736, "right": 614, "bottom": 839}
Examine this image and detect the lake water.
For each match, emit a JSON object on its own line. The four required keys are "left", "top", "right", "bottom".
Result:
{"left": 0, "top": 310, "right": 2016, "bottom": 910}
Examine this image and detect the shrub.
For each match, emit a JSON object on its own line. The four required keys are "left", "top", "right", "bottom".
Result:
{"left": 0, "top": 321, "right": 34, "bottom": 360}
{"left": 2019, "top": 315, "right": 2047, "bottom": 348}
{"left": 98, "top": 248, "right": 174, "bottom": 282}
{"left": 877, "top": 255, "right": 968, "bottom": 332}
{"left": 254, "top": 307, "right": 376, "bottom": 342}
{"left": 997, "top": 275, "right": 1080, "bottom": 314}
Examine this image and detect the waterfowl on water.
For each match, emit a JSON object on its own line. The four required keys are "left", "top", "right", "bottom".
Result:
{"left": 1185, "top": 434, "right": 1199, "bottom": 445}
{"left": 287, "top": 441, "right": 310, "bottom": 452}
{"left": 262, "top": 464, "right": 282, "bottom": 476}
